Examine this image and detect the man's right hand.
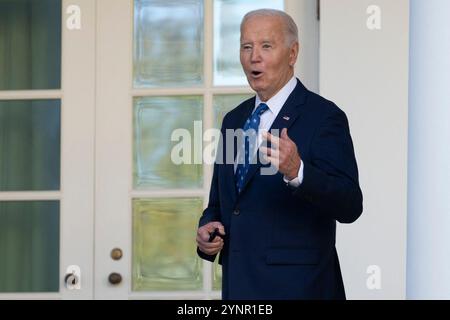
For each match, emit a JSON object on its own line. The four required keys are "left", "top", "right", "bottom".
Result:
{"left": 196, "top": 222, "right": 226, "bottom": 256}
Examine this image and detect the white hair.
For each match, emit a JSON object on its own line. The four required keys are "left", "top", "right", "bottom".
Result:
{"left": 240, "top": 9, "right": 299, "bottom": 46}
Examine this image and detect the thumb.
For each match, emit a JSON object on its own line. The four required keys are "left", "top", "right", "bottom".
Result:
{"left": 212, "top": 222, "right": 226, "bottom": 235}
{"left": 281, "top": 128, "right": 290, "bottom": 140}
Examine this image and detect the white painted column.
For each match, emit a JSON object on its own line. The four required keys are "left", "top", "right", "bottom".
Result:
{"left": 407, "top": 0, "right": 450, "bottom": 299}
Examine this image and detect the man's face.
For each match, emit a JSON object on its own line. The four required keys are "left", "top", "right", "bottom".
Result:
{"left": 240, "top": 15, "right": 299, "bottom": 102}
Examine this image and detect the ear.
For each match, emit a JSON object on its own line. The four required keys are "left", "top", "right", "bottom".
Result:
{"left": 289, "top": 41, "right": 299, "bottom": 67}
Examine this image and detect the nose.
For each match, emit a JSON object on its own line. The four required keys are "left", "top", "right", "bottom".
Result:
{"left": 250, "top": 46, "right": 262, "bottom": 63}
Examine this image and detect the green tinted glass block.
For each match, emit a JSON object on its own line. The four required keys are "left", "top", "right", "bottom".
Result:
{"left": 0, "top": 0, "right": 61, "bottom": 90}
{"left": 0, "top": 201, "right": 60, "bottom": 292}
{"left": 134, "top": 0, "right": 204, "bottom": 87}
{"left": 213, "top": 258, "right": 222, "bottom": 291}
{"left": 213, "top": 94, "right": 253, "bottom": 129}
{"left": 132, "top": 198, "right": 203, "bottom": 291}
{"left": 213, "top": 0, "right": 284, "bottom": 86}
{"left": 0, "top": 100, "right": 61, "bottom": 191}
{"left": 133, "top": 96, "right": 203, "bottom": 189}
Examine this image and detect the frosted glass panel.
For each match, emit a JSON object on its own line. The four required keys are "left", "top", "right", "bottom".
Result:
{"left": 0, "top": 100, "right": 61, "bottom": 191}
{"left": 0, "top": 201, "right": 60, "bottom": 292}
{"left": 0, "top": 0, "right": 61, "bottom": 90}
{"left": 213, "top": 0, "right": 284, "bottom": 86}
{"left": 214, "top": 94, "right": 253, "bottom": 129}
{"left": 132, "top": 198, "right": 203, "bottom": 291}
{"left": 133, "top": 96, "right": 203, "bottom": 189}
{"left": 134, "top": 0, "right": 204, "bottom": 87}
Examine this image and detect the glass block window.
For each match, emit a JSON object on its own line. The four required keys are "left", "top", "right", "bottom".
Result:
{"left": 213, "top": 0, "right": 284, "bottom": 86}
{"left": 132, "top": 198, "right": 203, "bottom": 291}
{"left": 134, "top": 0, "right": 204, "bottom": 88}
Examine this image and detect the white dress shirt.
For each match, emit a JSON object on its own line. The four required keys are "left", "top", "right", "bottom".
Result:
{"left": 235, "top": 76, "right": 304, "bottom": 187}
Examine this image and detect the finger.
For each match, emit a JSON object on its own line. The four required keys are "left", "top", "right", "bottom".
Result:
{"left": 201, "top": 234, "right": 223, "bottom": 247}
{"left": 261, "top": 153, "right": 270, "bottom": 165}
{"left": 211, "top": 236, "right": 224, "bottom": 244}
{"left": 217, "top": 224, "right": 226, "bottom": 236}
{"left": 211, "top": 222, "right": 225, "bottom": 235}
{"left": 261, "top": 146, "right": 280, "bottom": 159}
{"left": 198, "top": 240, "right": 223, "bottom": 250}
{"left": 198, "top": 222, "right": 224, "bottom": 241}
{"left": 197, "top": 233, "right": 224, "bottom": 245}
{"left": 260, "top": 146, "right": 273, "bottom": 157}
{"left": 278, "top": 135, "right": 296, "bottom": 157}
{"left": 197, "top": 239, "right": 224, "bottom": 252}
{"left": 197, "top": 229, "right": 210, "bottom": 241}
{"left": 262, "top": 131, "right": 280, "bottom": 148}
{"left": 270, "top": 148, "right": 280, "bottom": 159}
{"left": 266, "top": 155, "right": 280, "bottom": 168}
{"left": 198, "top": 227, "right": 212, "bottom": 241}
{"left": 206, "top": 222, "right": 219, "bottom": 232}
{"left": 281, "top": 128, "right": 290, "bottom": 141}
{"left": 198, "top": 243, "right": 222, "bottom": 255}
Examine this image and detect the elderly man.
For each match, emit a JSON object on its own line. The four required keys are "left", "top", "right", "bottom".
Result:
{"left": 196, "top": 9, "right": 363, "bottom": 300}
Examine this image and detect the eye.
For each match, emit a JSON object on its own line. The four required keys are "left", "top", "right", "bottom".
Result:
{"left": 241, "top": 44, "right": 252, "bottom": 51}
{"left": 262, "top": 43, "right": 272, "bottom": 49}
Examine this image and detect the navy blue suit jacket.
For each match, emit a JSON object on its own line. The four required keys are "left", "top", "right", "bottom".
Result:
{"left": 197, "top": 79, "right": 363, "bottom": 300}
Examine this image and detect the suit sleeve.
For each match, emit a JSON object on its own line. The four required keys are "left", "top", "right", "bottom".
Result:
{"left": 293, "top": 107, "right": 363, "bottom": 223}
{"left": 196, "top": 116, "right": 227, "bottom": 262}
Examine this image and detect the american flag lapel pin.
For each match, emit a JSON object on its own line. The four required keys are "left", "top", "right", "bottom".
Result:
{"left": 283, "top": 116, "right": 290, "bottom": 121}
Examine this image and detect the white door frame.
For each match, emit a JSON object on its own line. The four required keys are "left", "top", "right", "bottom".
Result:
{"left": 60, "top": 0, "right": 96, "bottom": 300}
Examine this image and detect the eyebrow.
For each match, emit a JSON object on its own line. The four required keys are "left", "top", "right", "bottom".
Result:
{"left": 240, "top": 40, "right": 273, "bottom": 45}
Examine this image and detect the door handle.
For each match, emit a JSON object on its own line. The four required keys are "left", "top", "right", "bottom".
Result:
{"left": 65, "top": 273, "right": 79, "bottom": 286}
{"left": 110, "top": 248, "right": 123, "bottom": 260}
{"left": 108, "top": 272, "right": 122, "bottom": 285}
{"left": 65, "top": 265, "right": 81, "bottom": 290}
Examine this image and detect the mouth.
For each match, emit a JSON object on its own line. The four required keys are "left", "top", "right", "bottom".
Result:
{"left": 250, "top": 71, "right": 263, "bottom": 78}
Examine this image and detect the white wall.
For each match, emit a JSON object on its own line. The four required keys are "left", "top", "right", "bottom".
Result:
{"left": 320, "top": 0, "right": 410, "bottom": 299}
{"left": 407, "top": 0, "right": 450, "bottom": 299}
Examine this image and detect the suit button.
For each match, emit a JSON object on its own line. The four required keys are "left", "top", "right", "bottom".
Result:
{"left": 233, "top": 209, "right": 240, "bottom": 216}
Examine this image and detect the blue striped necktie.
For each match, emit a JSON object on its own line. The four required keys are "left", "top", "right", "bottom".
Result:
{"left": 235, "top": 103, "right": 269, "bottom": 193}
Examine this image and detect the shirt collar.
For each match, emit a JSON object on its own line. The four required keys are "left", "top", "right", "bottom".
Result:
{"left": 255, "top": 76, "right": 297, "bottom": 114}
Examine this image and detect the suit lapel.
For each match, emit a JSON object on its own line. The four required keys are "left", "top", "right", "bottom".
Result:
{"left": 238, "top": 80, "right": 309, "bottom": 195}
{"left": 224, "top": 97, "right": 255, "bottom": 204}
